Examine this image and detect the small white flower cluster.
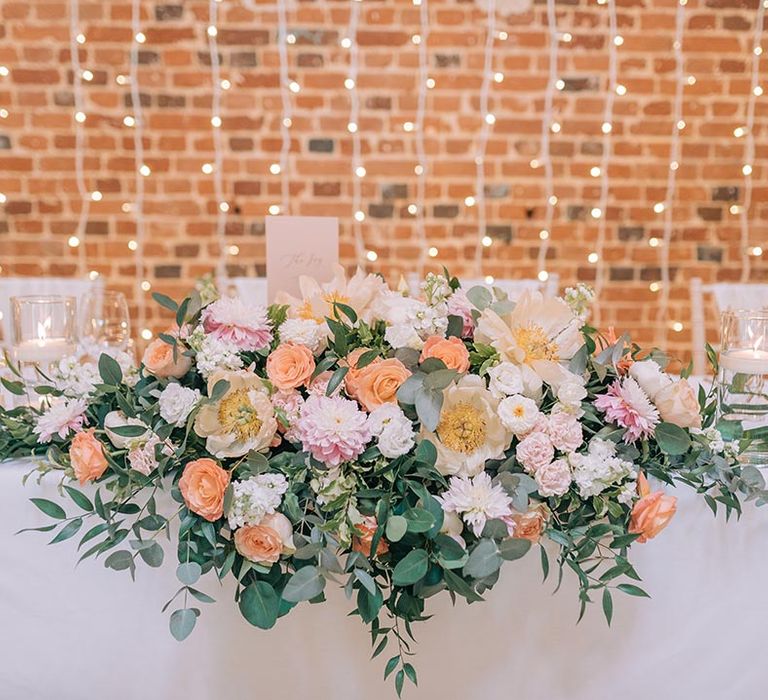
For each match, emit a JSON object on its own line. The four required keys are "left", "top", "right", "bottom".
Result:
{"left": 193, "top": 329, "right": 244, "bottom": 379}
{"left": 563, "top": 283, "right": 595, "bottom": 322}
{"left": 383, "top": 294, "right": 449, "bottom": 350}
{"left": 421, "top": 273, "right": 452, "bottom": 306}
{"left": 50, "top": 356, "right": 100, "bottom": 396}
{"left": 227, "top": 473, "right": 289, "bottom": 530}
{"left": 367, "top": 405, "right": 415, "bottom": 458}
{"left": 570, "top": 437, "right": 637, "bottom": 499}
{"left": 158, "top": 383, "right": 201, "bottom": 427}
{"left": 278, "top": 318, "right": 328, "bottom": 355}
{"left": 487, "top": 361, "right": 544, "bottom": 403}
{"left": 691, "top": 426, "right": 726, "bottom": 454}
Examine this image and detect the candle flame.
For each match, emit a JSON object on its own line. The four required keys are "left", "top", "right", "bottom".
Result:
{"left": 36, "top": 317, "right": 51, "bottom": 345}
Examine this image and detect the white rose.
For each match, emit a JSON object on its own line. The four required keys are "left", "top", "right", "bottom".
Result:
{"left": 654, "top": 379, "right": 702, "bottom": 429}
{"left": 385, "top": 323, "right": 424, "bottom": 350}
{"left": 103, "top": 410, "right": 148, "bottom": 449}
{"left": 158, "top": 383, "right": 202, "bottom": 428}
{"left": 498, "top": 394, "right": 541, "bottom": 436}
{"left": 557, "top": 379, "right": 587, "bottom": 407}
{"left": 368, "top": 405, "right": 415, "bottom": 458}
{"left": 629, "top": 360, "right": 672, "bottom": 400}
{"left": 487, "top": 362, "right": 524, "bottom": 398}
{"left": 278, "top": 318, "right": 329, "bottom": 355}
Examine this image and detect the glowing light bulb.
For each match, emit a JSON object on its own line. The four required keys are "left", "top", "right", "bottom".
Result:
{"left": 207, "top": 25, "right": 218, "bottom": 37}
{"left": 616, "top": 84, "right": 627, "bottom": 96}
{"left": 561, "top": 32, "right": 573, "bottom": 42}
{"left": 493, "top": 72, "right": 504, "bottom": 83}
{"left": 219, "top": 202, "right": 230, "bottom": 213}
{"left": 485, "top": 275, "right": 495, "bottom": 284}
{"left": 614, "top": 35, "right": 624, "bottom": 46}
{"left": 135, "top": 32, "right": 146, "bottom": 44}
{"left": 550, "top": 121, "right": 561, "bottom": 133}
{"left": 286, "top": 33, "right": 296, "bottom": 44}
{"left": 653, "top": 202, "right": 665, "bottom": 213}
{"left": 75, "top": 111, "right": 86, "bottom": 123}
{"left": 538, "top": 270, "right": 549, "bottom": 282}
{"left": 354, "top": 210, "right": 365, "bottom": 222}
{"left": 743, "top": 164, "right": 753, "bottom": 176}
{"left": 730, "top": 204, "right": 743, "bottom": 214}
{"left": 141, "top": 328, "right": 153, "bottom": 340}
{"left": 428, "top": 246, "right": 438, "bottom": 257}
{"left": 677, "top": 119, "right": 686, "bottom": 130}
{"left": 426, "top": 78, "right": 435, "bottom": 89}
{"left": 0, "top": 193, "right": 6, "bottom": 203}
{"left": 670, "top": 161, "right": 679, "bottom": 171}
{"left": 591, "top": 207, "right": 602, "bottom": 219}
{"left": 588, "top": 252, "right": 599, "bottom": 263}
{"left": 116, "top": 75, "right": 128, "bottom": 85}
{"left": 555, "top": 79, "right": 565, "bottom": 91}
{"left": 411, "top": 34, "right": 421, "bottom": 45}
{"left": 355, "top": 166, "right": 366, "bottom": 178}
{"left": 268, "top": 205, "right": 281, "bottom": 215}
{"left": 687, "top": 75, "right": 696, "bottom": 85}
{"left": 121, "top": 202, "right": 132, "bottom": 213}
{"left": 649, "top": 282, "right": 661, "bottom": 292}
{"left": 407, "top": 204, "right": 418, "bottom": 215}
{"left": 530, "top": 159, "right": 540, "bottom": 169}
{"left": 90, "top": 191, "right": 102, "bottom": 202}
{"left": 755, "top": 46, "right": 763, "bottom": 56}
{"left": 123, "top": 115, "right": 135, "bottom": 127}
{"left": 549, "top": 195, "right": 558, "bottom": 205}
{"left": 671, "top": 321, "right": 684, "bottom": 333}
{"left": 139, "top": 164, "right": 151, "bottom": 176}
{"left": 750, "top": 246, "right": 764, "bottom": 256}
{"left": 497, "top": 31, "right": 508, "bottom": 40}
{"left": 465, "top": 196, "right": 476, "bottom": 207}
{"left": 485, "top": 114, "right": 496, "bottom": 126}
{"left": 269, "top": 163, "right": 281, "bottom": 175}
{"left": 0, "top": 109, "right": 7, "bottom": 118}
{"left": 601, "top": 121, "right": 612, "bottom": 134}
{"left": 221, "top": 79, "right": 231, "bottom": 90}
{"left": 366, "top": 250, "right": 378, "bottom": 262}
{"left": 403, "top": 121, "right": 415, "bottom": 132}
{"left": 228, "top": 245, "right": 239, "bottom": 255}
{"left": 289, "top": 81, "right": 301, "bottom": 94}
{"left": 347, "top": 121, "right": 358, "bottom": 133}
{"left": 82, "top": 70, "right": 93, "bottom": 81}
{"left": 76, "top": 33, "right": 86, "bottom": 44}
{"left": 283, "top": 117, "right": 292, "bottom": 128}
{"left": 141, "top": 281, "right": 152, "bottom": 291}
{"left": 211, "top": 116, "right": 222, "bottom": 127}
{"left": 414, "top": 164, "right": 424, "bottom": 175}
{"left": 341, "top": 37, "right": 352, "bottom": 49}
{"left": 754, "top": 86, "right": 764, "bottom": 97}
{"left": 590, "top": 166, "right": 601, "bottom": 177}
{"left": 649, "top": 237, "right": 660, "bottom": 247}
{"left": 734, "top": 126, "right": 747, "bottom": 138}
{"left": 68, "top": 235, "right": 80, "bottom": 248}
{"left": 344, "top": 78, "right": 355, "bottom": 89}
{"left": 202, "top": 163, "right": 214, "bottom": 174}
{"left": 481, "top": 235, "right": 493, "bottom": 247}
{"left": 128, "top": 240, "right": 138, "bottom": 251}
{"left": 88, "top": 270, "right": 99, "bottom": 280}
{"left": 539, "top": 229, "right": 549, "bottom": 240}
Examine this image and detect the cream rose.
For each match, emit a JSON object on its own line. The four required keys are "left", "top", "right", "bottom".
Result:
{"left": 654, "top": 379, "right": 702, "bottom": 429}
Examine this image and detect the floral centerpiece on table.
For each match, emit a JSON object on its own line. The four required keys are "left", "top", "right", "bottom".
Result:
{"left": 1, "top": 269, "right": 764, "bottom": 696}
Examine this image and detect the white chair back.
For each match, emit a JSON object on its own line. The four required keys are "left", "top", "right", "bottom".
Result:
{"left": 462, "top": 274, "right": 560, "bottom": 300}
{"left": 0, "top": 277, "right": 102, "bottom": 345}
{"left": 229, "top": 277, "right": 268, "bottom": 306}
{"left": 690, "top": 277, "right": 768, "bottom": 375}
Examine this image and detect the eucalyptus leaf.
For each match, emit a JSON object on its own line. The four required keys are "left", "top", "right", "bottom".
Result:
{"left": 169, "top": 608, "right": 197, "bottom": 641}
{"left": 463, "top": 539, "right": 502, "bottom": 579}
{"left": 414, "top": 387, "right": 442, "bottom": 432}
{"left": 466, "top": 285, "right": 493, "bottom": 310}
{"left": 282, "top": 566, "right": 325, "bottom": 603}
{"left": 655, "top": 422, "right": 692, "bottom": 455}
{"left": 385, "top": 515, "right": 408, "bottom": 542}
{"left": 239, "top": 581, "right": 280, "bottom": 629}
{"left": 498, "top": 537, "right": 532, "bottom": 561}
{"left": 177, "top": 561, "right": 202, "bottom": 585}
{"left": 392, "top": 549, "right": 428, "bottom": 586}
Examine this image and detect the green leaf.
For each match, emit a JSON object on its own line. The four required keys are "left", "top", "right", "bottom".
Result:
{"left": 357, "top": 585, "right": 383, "bottom": 624}
{"left": 326, "top": 366, "right": 349, "bottom": 397}
{"left": 152, "top": 292, "right": 178, "bottom": 313}
{"left": 1, "top": 377, "right": 25, "bottom": 395}
{"left": 240, "top": 581, "right": 280, "bottom": 629}
{"left": 333, "top": 302, "right": 358, "bottom": 325}
{"left": 602, "top": 588, "right": 613, "bottom": 626}
{"left": 385, "top": 515, "right": 408, "bottom": 543}
{"left": 403, "top": 663, "right": 417, "bottom": 686}
{"left": 355, "top": 349, "right": 379, "bottom": 369}
{"left": 30, "top": 498, "right": 66, "bottom": 520}
{"left": 446, "top": 314, "right": 463, "bottom": 338}
{"left": 617, "top": 583, "right": 650, "bottom": 598}
{"left": 177, "top": 561, "right": 202, "bottom": 585}
{"left": 281, "top": 565, "right": 325, "bottom": 602}
{"left": 354, "top": 568, "right": 377, "bottom": 596}
{"left": 384, "top": 655, "right": 399, "bottom": 680}
{"left": 98, "top": 353, "right": 123, "bottom": 386}
{"left": 463, "top": 539, "right": 502, "bottom": 579}
{"left": 466, "top": 285, "right": 493, "bottom": 310}
{"left": 423, "top": 368, "right": 459, "bottom": 390}
{"left": 139, "top": 542, "right": 164, "bottom": 567}
{"left": 105, "top": 550, "right": 134, "bottom": 571}
{"left": 404, "top": 507, "right": 435, "bottom": 534}
{"left": 62, "top": 485, "right": 93, "bottom": 512}
{"left": 395, "top": 669, "right": 404, "bottom": 697}
{"left": 109, "top": 424, "right": 148, "bottom": 438}
{"left": 414, "top": 439, "right": 437, "bottom": 467}
{"left": 414, "top": 386, "right": 442, "bottom": 432}
{"left": 49, "top": 517, "right": 83, "bottom": 545}
{"left": 208, "top": 379, "right": 231, "bottom": 402}
{"left": 481, "top": 518, "right": 509, "bottom": 539}
{"left": 169, "top": 608, "right": 197, "bottom": 641}
{"left": 654, "top": 422, "right": 692, "bottom": 455}
{"left": 443, "top": 568, "right": 484, "bottom": 602}
{"left": 392, "top": 549, "right": 429, "bottom": 586}
{"left": 498, "top": 537, "right": 532, "bottom": 561}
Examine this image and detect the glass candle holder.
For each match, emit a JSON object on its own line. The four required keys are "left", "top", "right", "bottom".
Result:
{"left": 718, "top": 310, "right": 768, "bottom": 467}
{"left": 11, "top": 295, "right": 78, "bottom": 373}
{"left": 78, "top": 289, "right": 131, "bottom": 358}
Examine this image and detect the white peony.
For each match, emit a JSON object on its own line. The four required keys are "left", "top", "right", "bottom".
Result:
{"left": 498, "top": 394, "right": 541, "bottom": 436}
{"left": 158, "top": 383, "right": 201, "bottom": 428}
{"left": 278, "top": 318, "right": 328, "bottom": 355}
{"left": 367, "top": 405, "right": 415, "bottom": 459}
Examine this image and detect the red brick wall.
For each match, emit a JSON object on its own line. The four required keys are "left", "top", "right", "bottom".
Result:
{"left": 0, "top": 0, "right": 766, "bottom": 359}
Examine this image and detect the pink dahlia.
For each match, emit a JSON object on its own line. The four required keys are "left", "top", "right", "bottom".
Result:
{"left": 296, "top": 394, "right": 371, "bottom": 467}
{"left": 201, "top": 296, "right": 273, "bottom": 351}
{"left": 594, "top": 377, "right": 659, "bottom": 443}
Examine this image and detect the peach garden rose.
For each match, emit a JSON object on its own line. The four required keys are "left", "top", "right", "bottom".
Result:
{"left": 629, "top": 472, "right": 677, "bottom": 543}
{"left": 142, "top": 337, "right": 192, "bottom": 379}
{"left": 419, "top": 335, "right": 470, "bottom": 373}
{"left": 266, "top": 342, "right": 316, "bottom": 391}
{"left": 654, "top": 379, "right": 702, "bottom": 430}
{"left": 178, "top": 458, "right": 230, "bottom": 522}
{"left": 352, "top": 516, "right": 389, "bottom": 558}
{"left": 345, "top": 351, "right": 411, "bottom": 412}
{"left": 70, "top": 429, "right": 109, "bottom": 484}
{"left": 234, "top": 513, "right": 295, "bottom": 564}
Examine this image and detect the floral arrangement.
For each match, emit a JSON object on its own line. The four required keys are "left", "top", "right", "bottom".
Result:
{"left": 1, "top": 268, "right": 763, "bottom": 696}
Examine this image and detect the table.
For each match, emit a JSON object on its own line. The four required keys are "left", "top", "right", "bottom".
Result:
{"left": 1, "top": 457, "right": 766, "bottom": 700}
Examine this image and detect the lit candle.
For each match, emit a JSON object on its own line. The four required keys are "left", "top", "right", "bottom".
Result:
{"left": 720, "top": 349, "right": 768, "bottom": 374}
{"left": 12, "top": 318, "right": 75, "bottom": 366}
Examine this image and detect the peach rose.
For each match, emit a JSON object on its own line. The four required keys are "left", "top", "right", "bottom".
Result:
{"left": 629, "top": 472, "right": 677, "bottom": 544}
{"left": 142, "top": 337, "right": 192, "bottom": 379}
{"left": 502, "top": 504, "right": 547, "bottom": 543}
{"left": 234, "top": 513, "right": 295, "bottom": 564}
{"left": 342, "top": 347, "right": 373, "bottom": 392}
{"left": 178, "top": 458, "right": 230, "bottom": 521}
{"left": 654, "top": 379, "right": 702, "bottom": 430}
{"left": 70, "top": 429, "right": 109, "bottom": 485}
{"left": 348, "top": 358, "right": 411, "bottom": 412}
{"left": 420, "top": 335, "right": 470, "bottom": 373}
{"left": 266, "top": 343, "right": 316, "bottom": 391}
{"left": 352, "top": 516, "right": 389, "bottom": 558}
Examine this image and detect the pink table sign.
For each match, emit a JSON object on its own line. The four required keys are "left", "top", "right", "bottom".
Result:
{"left": 265, "top": 216, "right": 339, "bottom": 302}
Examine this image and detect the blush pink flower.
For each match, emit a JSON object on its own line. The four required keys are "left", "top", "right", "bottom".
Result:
{"left": 34, "top": 398, "right": 88, "bottom": 444}
{"left": 271, "top": 390, "right": 304, "bottom": 443}
{"left": 594, "top": 377, "right": 660, "bottom": 443}
{"left": 201, "top": 296, "right": 273, "bottom": 351}
{"left": 547, "top": 411, "right": 583, "bottom": 453}
{"left": 446, "top": 289, "right": 475, "bottom": 338}
{"left": 515, "top": 431, "right": 555, "bottom": 473}
{"left": 296, "top": 394, "right": 371, "bottom": 467}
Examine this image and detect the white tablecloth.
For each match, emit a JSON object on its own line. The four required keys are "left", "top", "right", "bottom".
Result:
{"left": 1, "top": 458, "right": 766, "bottom": 700}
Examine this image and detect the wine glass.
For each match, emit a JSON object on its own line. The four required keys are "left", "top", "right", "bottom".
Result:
{"left": 78, "top": 290, "right": 131, "bottom": 357}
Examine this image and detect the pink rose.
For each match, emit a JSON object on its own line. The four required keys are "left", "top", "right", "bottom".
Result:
{"left": 654, "top": 379, "right": 702, "bottom": 430}
{"left": 547, "top": 412, "right": 583, "bottom": 453}
{"left": 534, "top": 459, "right": 572, "bottom": 497}
{"left": 515, "top": 432, "right": 554, "bottom": 473}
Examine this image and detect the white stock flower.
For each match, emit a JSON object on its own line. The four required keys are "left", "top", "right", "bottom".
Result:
{"left": 367, "top": 404, "right": 415, "bottom": 459}
{"left": 570, "top": 438, "right": 636, "bottom": 498}
{"left": 195, "top": 334, "right": 244, "bottom": 378}
{"left": 158, "top": 383, "right": 201, "bottom": 427}
{"left": 227, "top": 473, "right": 289, "bottom": 530}
{"left": 50, "top": 356, "right": 99, "bottom": 396}
{"left": 278, "top": 318, "right": 328, "bottom": 355}
{"left": 498, "top": 394, "right": 541, "bottom": 436}
{"left": 385, "top": 323, "right": 424, "bottom": 350}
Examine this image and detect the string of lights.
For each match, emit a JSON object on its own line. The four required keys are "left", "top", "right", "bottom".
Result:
{"left": 344, "top": 0, "right": 367, "bottom": 268}
{"left": 274, "top": 0, "right": 293, "bottom": 217}
{"left": 533, "top": 0, "right": 559, "bottom": 288}
{"left": 0, "top": 63, "right": 6, "bottom": 218}
{"left": 737, "top": 0, "right": 766, "bottom": 281}
{"left": 591, "top": 0, "right": 618, "bottom": 327}
{"left": 414, "top": 0, "right": 431, "bottom": 277}
{"left": 654, "top": 0, "right": 687, "bottom": 343}
{"left": 127, "top": 0, "right": 151, "bottom": 340}
{"left": 67, "top": 0, "right": 91, "bottom": 280}
{"left": 472, "top": 0, "right": 496, "bottom": 280}
{"left": 207, "top": 0, "right": 230, "bottom": 282}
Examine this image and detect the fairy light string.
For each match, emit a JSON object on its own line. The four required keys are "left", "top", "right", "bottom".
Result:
{"left": 414, "top": 0, "right": 430, "bottom": 278}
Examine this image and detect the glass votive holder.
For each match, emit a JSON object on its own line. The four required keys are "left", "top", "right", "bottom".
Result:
{"left": 718, "top": 309, "right": 768, "bottom": 467}
{"left": 11, "top": 295, "right": 78, "bottom": 374}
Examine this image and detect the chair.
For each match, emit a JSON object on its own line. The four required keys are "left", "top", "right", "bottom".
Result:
{"left": 228, "top": 277, "right": 268, "bottom": 306}
{"left": 690, "top": 277, "right": 768, "bottom": 375}
{"left": 0, "top": 277, "right": 102, "bottom": 345}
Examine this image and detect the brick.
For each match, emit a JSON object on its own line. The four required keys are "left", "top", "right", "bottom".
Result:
{"left": 309, "top": 139, "right": 334, "bottom": 153}
{"left": 155, "top": 5, "right": 184, "bottom": 21}
{"left": 382, "top": 184, "right": 408, "bottom": 200}
{"left": 712, "top": 186, "right": 739, "bottom": 201}
{"left": 369, "top": 203, "right": 395, "bottom": 218}
{"left": 433, "top": 205, "right": 459, "bottom": 218}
